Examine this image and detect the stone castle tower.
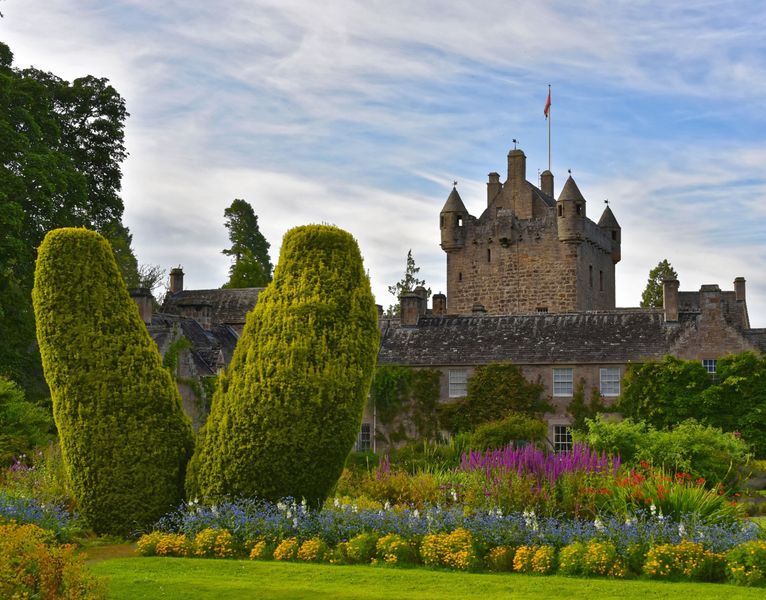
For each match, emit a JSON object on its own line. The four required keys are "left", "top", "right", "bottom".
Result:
{"left": 440, "top": 148, "right": 621, "bottom": 315}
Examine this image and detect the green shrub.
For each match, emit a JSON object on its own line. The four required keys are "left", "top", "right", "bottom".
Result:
{"left": 578, "top": 416, "right": 749, "bottom": 487}
{"left": 0, "top": 522, "right": 106, "bottom": 598}
{"left": 644, "top": 541, "right": 725, "bottom": 582}
{"left": 0, "top": 376, "right": 54, "bottom": 466}
{"left": 376, "top": 532, "right": 418, "bottom": 566}
{"left": 190, "top": 225, "right": 379, "bottom": 506}
{"left": 32, "top": 228, "right": 194, "bottom": 535}
{"left": 726, "top": 540, "right": 766, "bottom": 586}
{"left": 469, "top": 413, "right": 547, "bottom": 451}
{"left": 344, "top": 532, "right": 379, "bottom": 564}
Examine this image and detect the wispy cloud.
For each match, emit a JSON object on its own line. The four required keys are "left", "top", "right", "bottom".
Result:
{"left": 3, "top": 0, "right": 766, "bottom": 324}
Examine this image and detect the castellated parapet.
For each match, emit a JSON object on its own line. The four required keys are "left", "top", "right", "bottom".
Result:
{"left": 440, "top": 148, "right": 621, "bottom": 315}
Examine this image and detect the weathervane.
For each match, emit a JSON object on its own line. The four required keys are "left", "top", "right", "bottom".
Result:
{"left": 453, "top": 180, "right": 458, "bottom": 188}
{"left": 512, "top": 138, "right": 518, "bottom": 150}
{"left": 604, "top": 199, "right": 610, "bottom": 205}
{"left": 568, "top": 168, "right": 571, "bottom": 175}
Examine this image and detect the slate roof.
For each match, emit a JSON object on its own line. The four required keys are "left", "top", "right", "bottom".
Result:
{"left": 441, "top": 187, "right": 468, "bottom": 213}
{"left": 558, "top": 176, "right": 585, "bottom": 202}
{"left": 745, "top": 330, "right": 766, "bottom": 353}
{"left": 598, "top": 205, "right": 620, "bottom": 229}
{"left": 378, "top": 309, "right": 686, "bottom": 366}
{"left": 147, "top": 313, "right": 238, "bottom": 376}
{"left": 161, "top": 287, "right": 263, "bottom": 326}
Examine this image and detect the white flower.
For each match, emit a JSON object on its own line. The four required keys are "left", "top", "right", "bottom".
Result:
{"left": 277, "top": 501, "right": 287, "bottom": 512}
{"left": 649, "top": 503, "right": 656, "bottom": 516}
{"left": 293, "top": 518, "right": 298, "bottom": 528}
{"left": 413, "top": 509, "right": 420, "bottom": 519}
{"left": 352, "top": 503, "right": 358, "bottom": 513}
{"left": 286, "top": 510, "right": 292, "bottom": 520}
{"left": 451, "top": 489, "right": 458, "bottom": 502}
{"left": 594, "top": 517, "right": 604, "bottom": 532}
{"left": 678, "top": 522, "right": 686, "bottom": 538}
{"left": 333, "top": 498, "right": 340, "bottom": 508}
{"left": 384, "top": 501, "right": 391, "bottom": 511}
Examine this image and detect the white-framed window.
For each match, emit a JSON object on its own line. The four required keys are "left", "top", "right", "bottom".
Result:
{"left": 553, "top": 425, "right": 573, "bottom": 453}
{"left": 702, "top": 359, "right": 717, "bottom": 374}
{"left": 553, "top": 367, "right": 573, "bottom": 396}
{"left": 448, "top": 369, "right": 468, "bottom": 398}
{"left": 356, "top": 423, "right": 371, "bottom": 452}
{"left": 599, "top": 367, "right": 621, "bottom": 397}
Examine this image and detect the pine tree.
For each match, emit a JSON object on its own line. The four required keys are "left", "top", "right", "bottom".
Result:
{"left": 640, "top": 259, "right": 678, "bottom": 308}
{"left": 386, "top": 249, "right": 430, "bottom": 316}
{"left": 222, "top": 199, "right": 272, "bottom": 287}
{"left": 33, "top": 228, "right": 194, "bottom": 535}
{"left": 189, "top": 225, "right": 379, "bottom": 506}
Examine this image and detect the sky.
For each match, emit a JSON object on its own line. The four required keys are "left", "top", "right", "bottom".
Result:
{"left": 3, "top": 1, "right": 766, "bottom": 326}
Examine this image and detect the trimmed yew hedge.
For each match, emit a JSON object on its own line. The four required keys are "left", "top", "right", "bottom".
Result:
{"left": 32, "top": 228, "right": 194, "bottom": 535}
{"left": 189, "top": 224, "right": 379, "bottom": 506}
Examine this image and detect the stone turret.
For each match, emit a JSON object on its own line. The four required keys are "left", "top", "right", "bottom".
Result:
{"left": 440, "top": 186, "right": 468, "bottom": 251}
{"left": 540, "top": 169, "right": 554, "bottom": 197}
{"left": 556, "top": 176, "right": 586, "bottom": 242}
{"left": 598, "top": 205, "right": 621, "bottom": 263}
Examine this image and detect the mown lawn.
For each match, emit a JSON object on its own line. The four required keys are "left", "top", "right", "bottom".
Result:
{"left": 91, "top": 557, "right": 765, "bottom": 600}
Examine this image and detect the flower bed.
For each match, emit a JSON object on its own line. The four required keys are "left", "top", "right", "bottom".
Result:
{"left": 139, "top": 497, "right": 766, "bottom": 585}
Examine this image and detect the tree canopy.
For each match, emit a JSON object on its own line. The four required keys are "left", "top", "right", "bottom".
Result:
{"left": 640, "top": 259, "right": 678, "bottom": 308}
{"left": 0, "top": 42, "right": 135, "bottom": 397}
{"left": 387, "top": 249, "right": 430, "bottom": 315}
{"left": 222, "top": 198, "right": 272, "bottom": 288}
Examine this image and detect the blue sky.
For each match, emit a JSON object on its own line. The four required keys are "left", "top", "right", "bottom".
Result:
{"left": 4, "top": 1, "right": 766, "bottom": 326}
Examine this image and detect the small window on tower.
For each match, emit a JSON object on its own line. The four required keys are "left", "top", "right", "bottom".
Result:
{"left": 457, "top": 216, "right": 463, "bottom": 227}
{"left": 487, "top": 248, "right": 491, "bottom": 263}
{"left": 611, "top": 230, "right": 617, "bottom": 241}
{"left": 576, "top": 203, "right": 582, "bottom": 215}
{"left": 589, "top": 265, "right": 593, "bottom": 288}
{"left": 440, "top": 216, "right": 444, "bottom": 228}
{"left": 558, "top": 205, "right": 563, "bottom": 217}
{"left": 458, "top": 272, "right": 463, "bottom": 282}
{"left": 536, "top": 307, "right": 548, "bottom": 313}
{"left": 599, "top": 270, "right": 604, "bottom": 291}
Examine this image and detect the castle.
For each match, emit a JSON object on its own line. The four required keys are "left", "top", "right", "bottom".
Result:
{"left": 134, "top": 145, "right": 766, "bottom": 451}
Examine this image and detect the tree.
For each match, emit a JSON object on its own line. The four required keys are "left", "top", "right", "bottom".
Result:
{"left": 222, "top": 199, "right": 272, "bottom": 287}
{"left": 617, "top": 355, "right": 711, "bottom": 428}
{"left": 189, "top": 225, "right": 380, "bottom": 506}
{"left": 0, "top": 376, "right": 54, "bottom": 466}
{"left": 640, "top": 259, "right": 678, "bottom": 308}
{"left": 386, "top": 249, "right": 430, "bottom": 315}
{"left": 33, "top": 228, "right": 194, "bottom": 535}
{"left": 0, "top": 42, "right": 136, "bottom": 398}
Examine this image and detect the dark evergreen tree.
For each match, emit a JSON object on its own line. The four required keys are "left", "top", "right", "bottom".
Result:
{"left": 386, "top": 249, "right": 430, "bottom": 316}
{"left": 640, "top": 259, "right": 678, "bottom": 308}
{"left": 33, "top": 228, "right": 194, "bottom": 535}
{"left": 190, "top": 225, "right": 379, "bottom": 506}
{"left": 222, "top": 198, "right": 272, "bottom": 287}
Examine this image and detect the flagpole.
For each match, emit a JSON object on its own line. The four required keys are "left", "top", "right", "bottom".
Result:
{"left": 547, "top": 84, "right": 551, "bottom": 172}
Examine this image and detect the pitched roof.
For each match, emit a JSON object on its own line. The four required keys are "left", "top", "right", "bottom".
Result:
{"left": 162, "top": 287, "right": 263, "bottom": 326}
{"left": 441, "top": 187, "right": 468, "bottom": 213}
{"left": 598, "top": 205, "right": 620, "bottom": 228}
{"left": 558, "top": 176, "right": 585, "bottom": 202}
{"left": 378, "top": 309, "right": 685, "bottom": 366}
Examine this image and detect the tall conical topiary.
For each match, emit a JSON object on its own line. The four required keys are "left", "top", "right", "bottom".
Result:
{"left": 189, "top": 224, "right": 379, "bottom": 505}
{"left": 33, "top": 228, "right": 194, "bottom": 535}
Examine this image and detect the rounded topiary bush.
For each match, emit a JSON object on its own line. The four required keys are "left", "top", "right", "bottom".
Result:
{"left": 32, "top": 228, "right": 194, "bottom": 535}
{"left": 189, "top": 224, "right": 379, "bottom": 506}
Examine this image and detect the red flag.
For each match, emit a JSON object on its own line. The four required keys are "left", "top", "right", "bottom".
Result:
{"left": 544, "top": 89, "right": 551, "bottom": 119}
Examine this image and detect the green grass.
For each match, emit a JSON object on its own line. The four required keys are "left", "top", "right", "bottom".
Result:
{"left": 91, "top": 558, "right": 765, "bottom": 600}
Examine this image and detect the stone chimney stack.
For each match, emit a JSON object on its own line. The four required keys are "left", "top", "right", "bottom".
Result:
{"left": 129, "top": 288, "right": 153, "bottom": 325}
{"left": 540, "top": 169, "right": 554, "bottom": 197}
{"left": 432, "top": 293, "right": 447, "bottom": 315}
{"left": 734, "top": 277, "right": 746, "bottom": 302}
{"left": 507, "top": 149, "right": 526, "bottom": 189}
{"left": 487, "top": 172, "right": 502, "bottom": 207}
{"left": 169, "top": 266, "right": 184, "bottom": 294}
{"left": 662, "top": 278, "right": 679, "bottom": 322}
{"left": 400, "top": 292, "right": 424, "bottom": 326}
